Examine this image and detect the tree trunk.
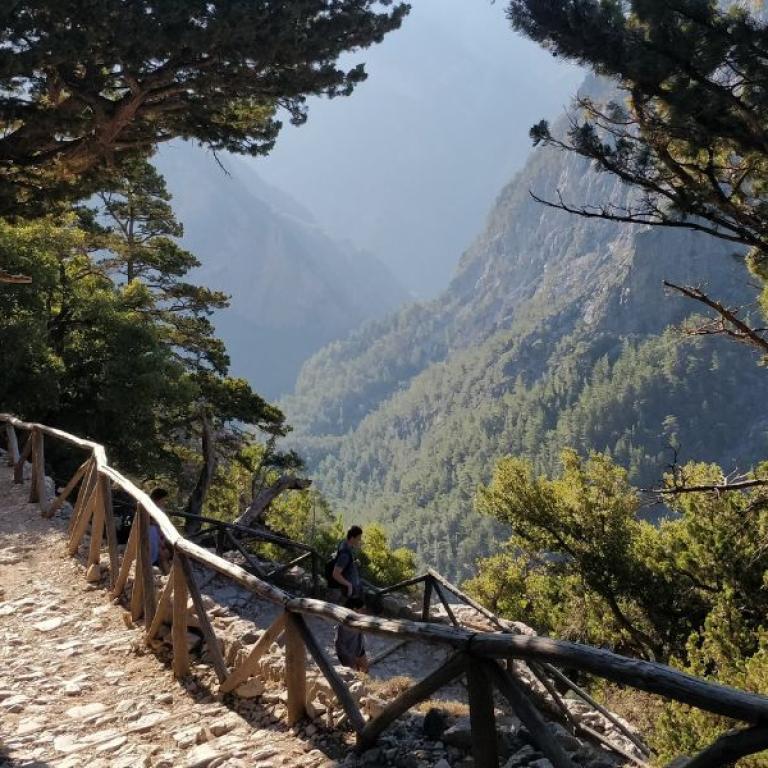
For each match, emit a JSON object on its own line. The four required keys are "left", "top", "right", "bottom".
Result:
{"left": 183, "top": 413, "right": 216, "bottom": 536}
{"left": 235, "top": 475, "right": 311, "bottom": 529}
{"left": 0, "top": 269, "right": 31, "bottom": 284}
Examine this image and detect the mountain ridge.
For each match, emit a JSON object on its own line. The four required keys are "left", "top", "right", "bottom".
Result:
{"left": 155, "top": 142, "right": 407, "bottom": 398}
{"left": 282, "top": 87, "right": 768, "bottom": 578}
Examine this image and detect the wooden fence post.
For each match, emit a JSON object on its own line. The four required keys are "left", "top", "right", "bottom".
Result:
{"left": 100, "top": 474, "right": 119, "bottom": 587}
{"left": 137, "top": 505, "right": 157, "bottom": 625}
{"left": 5, "top": 423, "right": 19, "bottom": 466}
{"left": 284, "top": 610, "right": 307, "bottom": 725}
{"left": 421, "top": 576, "right": 433, "bottom": 622}
{"left": 467, "top": 661, "right": 498, "bottom": 768}
{"left": 87, "top": 479, "right": 105, "bottom": 579}
{"left": 13, "top": 431, "right": 32, "bottom": 484}
{"left": 172, "top": 551, "right": 190, "bottom": 679}
{"left": 130, "top": 508, "right": 146, "bottom": 622}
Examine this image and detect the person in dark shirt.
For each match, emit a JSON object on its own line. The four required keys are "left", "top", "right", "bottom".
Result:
{"left": 332, "top": 525, "right": 363, "bottom": 598}
{"left": 335, "top": 594, "right": 369, "bottom": 672}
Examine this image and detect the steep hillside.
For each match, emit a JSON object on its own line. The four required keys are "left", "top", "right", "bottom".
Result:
{"left": 155, "top": 143, "right": 406, "bottom": 398}
{"left": 283, "top": 82, "right": 768, "bottom": 579}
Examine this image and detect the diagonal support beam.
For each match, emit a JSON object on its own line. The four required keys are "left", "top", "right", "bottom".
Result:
{"left": 176, "top": 551, "right": 229, "bottom": 683}
{"left": 357, "top": 651, "right": 467, "bottom": 751}
{"left": 486, "top": 660, "right": 577, "bottom": 768}
{"left": 288, "top": 612, "right": 365, "bottom": 733}
{"left": 221, "top": 612, "right": 286, "bottom": 693}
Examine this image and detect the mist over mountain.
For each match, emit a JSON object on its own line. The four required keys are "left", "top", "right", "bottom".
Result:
{"left": 282, "top": 79, "right": 768, "bottom": 579}
{"left": 154, "top": 143, "right": 406, "bottom": 398}
{"left": 253, "top": 0, "right": 583, "bottom": 298}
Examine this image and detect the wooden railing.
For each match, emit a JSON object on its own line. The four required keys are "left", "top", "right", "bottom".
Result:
{"left": 3, "top": 412, "right": 768, "bottom": 768}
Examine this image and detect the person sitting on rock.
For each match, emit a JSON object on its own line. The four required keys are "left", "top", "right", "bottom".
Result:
{"left": 147, "top": 487, "right": 171, "bottom": 574}
{"left": 335, "top": 594, "right": 369, "bottom": 673}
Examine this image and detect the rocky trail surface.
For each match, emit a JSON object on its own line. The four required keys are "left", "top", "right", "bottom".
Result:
{"left": 0, "top": 469, "right": 337, "bottom": 768}
{"left": 0, "top": 462, "right": 639, "bottom": 768}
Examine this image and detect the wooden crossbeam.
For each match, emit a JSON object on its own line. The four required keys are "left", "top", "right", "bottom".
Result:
{"left": 267, "top": 551, "right": 312, "bottom": 579}
{"left": 67, "top": 460, "right": 96, "bottom": 536}
{"left": 431, "top": 579, "right": 458, "bottom": 626}
{"left": 46, "top": 459, "right": 88, "bottom": 518}
{"left": 147, "top": 568, "right": 175, "bottom": 642}
{"left": 670, "top": 726, "right": 768, "bottom": 768}
{"left": 542, "top": 662, "right": 651, "bottom": 757}
{"left": 223, "top": 529, "right": 269, "bottom": 578}
{"left": 370, "top": 639, "right": 410, "bottom": 667}
{"left": 67, "top": 479, "right": 97, "bottom": 555}
{"left": 375, "top": 573, "right": 428, "bottom": 596}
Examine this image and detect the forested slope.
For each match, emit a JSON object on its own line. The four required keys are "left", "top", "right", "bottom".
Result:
{"left": 283, "top": 80, "right": 768, "bottom": 579}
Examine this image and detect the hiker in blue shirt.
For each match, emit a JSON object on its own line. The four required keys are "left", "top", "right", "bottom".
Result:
{"left": 332, "top": 525, "right": 363, "bottom": 598}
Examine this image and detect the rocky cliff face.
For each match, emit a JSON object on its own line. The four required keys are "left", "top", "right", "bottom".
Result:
{"left": 155, "top": 143, "right": 406, "bottom": 399}
{"left": 282, "top": 82, "right": 768, "bottom": 577}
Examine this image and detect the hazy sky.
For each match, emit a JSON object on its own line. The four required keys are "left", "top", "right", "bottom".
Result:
{"left": 251, "top": 0, "right": 584, "bottom": 298}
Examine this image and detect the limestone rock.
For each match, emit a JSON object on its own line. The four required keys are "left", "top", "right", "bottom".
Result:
{"left": 34, "top": 616, "right": 65, "bottom": 632}
{"left": 185, "top": 741, "right": 231, "bottom": 768}
{"left": 85, "top": 563, "right": 101, "bottom": 582}
{"left": 235, "top": 678, "right": 265, "bottom": 698}
{"left": 65, "top": 702, "right": 107, "bottom": 720}
{"left": 1, "top": 694, "right": 29, "bottom": 712}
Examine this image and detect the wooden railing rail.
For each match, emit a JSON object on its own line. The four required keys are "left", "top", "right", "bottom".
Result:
{"left": 3, "top": 412, "right": 768, "bottom": 768}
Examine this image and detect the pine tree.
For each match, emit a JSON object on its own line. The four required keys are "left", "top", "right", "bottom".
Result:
{"left": 90, "top": 157, "right": 230, "bottom": 374}
{"left": 0, "top": 1, "right": 408, "bottom": 215}
{"left": 85, "top": 157, "right": 289, "bottom": 520}
{"left": 508, "top": 0, "right": 768, "bottom": 351}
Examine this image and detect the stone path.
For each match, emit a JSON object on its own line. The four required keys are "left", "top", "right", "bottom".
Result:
{"left": 0, "top": 469, "right": 336, "bottom": 768}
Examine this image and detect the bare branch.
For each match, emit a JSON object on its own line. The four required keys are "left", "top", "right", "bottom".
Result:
{"left": 664, "top": 281, "right": 768, "bottom": 355}
{"left": 642, "top": 478, "right": 768, "bottom": 495}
